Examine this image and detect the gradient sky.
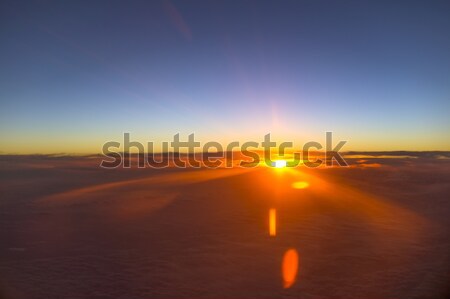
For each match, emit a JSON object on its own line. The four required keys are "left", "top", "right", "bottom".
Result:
{"left": 1, "top": 0, "right": 449, "bottom": 154}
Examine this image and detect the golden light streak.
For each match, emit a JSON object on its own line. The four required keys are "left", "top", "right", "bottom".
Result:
{"left": 269, "top": 208, "right": 277, "bottom": 236}
{"left": 282, "top": 248, "right": 299, "bottom": 288}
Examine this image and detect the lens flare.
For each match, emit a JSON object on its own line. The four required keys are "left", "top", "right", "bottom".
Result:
{"left": 282, "top": 248, "right": 299, "bottom": 288}
{"left": 269, "top": 208, "right": 276, "bottom": 236}
{"left": 291, "top": 181, "right": 309, "bottom": 189}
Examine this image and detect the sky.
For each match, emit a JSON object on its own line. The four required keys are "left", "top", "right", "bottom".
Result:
{"left": 0, "top": 0, "right": 449, "bottom": 154}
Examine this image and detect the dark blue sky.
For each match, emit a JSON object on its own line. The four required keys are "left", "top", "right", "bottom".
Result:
{"left": 1, "top": 0, "right": 449, "bottom": 153}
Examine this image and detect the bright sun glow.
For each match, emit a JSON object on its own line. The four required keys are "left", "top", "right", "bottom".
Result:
{"left": 274, "top": 160, "right": 287, "bottom": 168}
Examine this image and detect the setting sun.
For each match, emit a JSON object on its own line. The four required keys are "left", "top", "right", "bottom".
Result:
{"left": 274, "top": 160, "right": 287, "bottom": 168}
